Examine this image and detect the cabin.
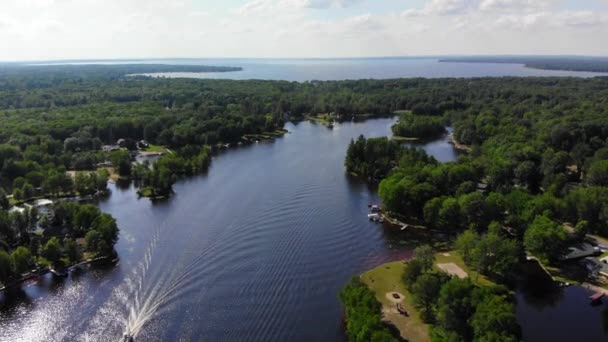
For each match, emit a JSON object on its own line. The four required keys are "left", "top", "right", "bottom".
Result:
{"left": 137, "top": 140, "right": 150, "bottom": 149}
{"left": 476, "top": 183, "right": 488, "bottom": 192}
{"left": 8, "top": 206, "right": 26, "bottom": 214}
{"left": 582, "top": 257, "right": 608, "bottom": 279}
{"left": 562, "top": 243, "right": 601, "bottom": 261}
{"left": 102, "top": 144, "right": 120, "bottom": 152}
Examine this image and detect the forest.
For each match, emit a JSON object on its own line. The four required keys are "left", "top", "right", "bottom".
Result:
{"left": 1, "top": 63, "right": 608, "bottom": 300}
{"left": 341, "top": 74, "right": 608, "bottom": 341}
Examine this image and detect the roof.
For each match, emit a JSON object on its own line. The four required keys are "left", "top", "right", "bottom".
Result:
{"left": 562, "top": 243, "right": 600, "bottom": 260}
{"left": 33, "top": 199, "right": 53, "bottom": 207}
{"left": 9, "top": 206, "right": 26, "bottom": 214}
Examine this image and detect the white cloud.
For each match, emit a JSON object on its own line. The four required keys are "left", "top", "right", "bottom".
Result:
{"left": 402, "top": 0, "right": 476, "bottom": 17}
{"left": 478, "top": 0, "right": 553, "bottom": 12}
{"left": 0, "top": 0, "right": 606, "bottom": 60}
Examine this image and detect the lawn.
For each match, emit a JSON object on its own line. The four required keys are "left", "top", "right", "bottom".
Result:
{"left": 392, "top": 135, "right": 420, "bottom": 142}
{"left": 145, "top": 144, "right": 172, "bottom": 154}
{"left": 361, "top": 261, "right": 430, "bottom": 342}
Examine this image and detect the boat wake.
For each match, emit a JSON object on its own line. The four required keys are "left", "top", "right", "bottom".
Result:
{"left": 123, "top": 220, "right": 231, "bottom": 338}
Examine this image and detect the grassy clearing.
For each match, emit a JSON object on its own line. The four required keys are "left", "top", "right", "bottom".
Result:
{"left": 145, "top": 144, "right": 168, "bottom": 153}
{"left": 98, "top": 167, "right": 121, "bottom": 181}
{"left": 361, "top": 261, "right": 430, "bottom": 342}
{"left": 306, "top": 114, "right": 335, "bottom": 125}
{"left": 434, "top": 251, "right": 496, "bottom": 287}
{"left": 392, "top": 135, "right": 420, "bottom": 142}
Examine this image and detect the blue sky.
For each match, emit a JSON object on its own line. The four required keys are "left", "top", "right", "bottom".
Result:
{"left": 0, "top": 0, "right": 607, "bottom": 60}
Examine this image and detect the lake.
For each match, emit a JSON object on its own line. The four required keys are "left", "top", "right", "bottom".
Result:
{"left": 1, "top": 119, "right": 606, "bottom": 341}
{"left": 39, "top": 57, "right": 607, "bottom": 81}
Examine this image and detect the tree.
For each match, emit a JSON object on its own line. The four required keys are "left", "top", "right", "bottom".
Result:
{"left": 64, "top": 239, "right": 80, "bottom": 263}
{"left": 11, "top": 246, "right": 32, "bottom": 274}
{"left": 110, "top": 150, "right": 132, "bottom": 176}
{"left": 403, "top": 258, "right": 425, "bottom": 289}
{"left": 96, "top": 168, "right": 110, "bottom": 191}
{"left": 587, "top": 160, "right": 608, "bottom": 186}
{"left": 524, "top": 215, "right": 567, "bottom": 262}
{"left": 411, "top": 272, "right": 447, "bottom": 322}
{"left": 92, "top": 213, "right": 119, "bottom": 247}
{"left": 0, "top": 250, "right": 13, "bottom": 283}
{"left": 85, "top": 230, "right": 102, "bottom": 253}
{"left": 469, "top": 230, "right": 520, "bottom": 280}
{"left": 73, "top": 204, "right": 101, "bottom": 232}
{"left": 435, "top": 278, "right": 475, "bottom": 341}
{"left": 41, "top": 237, "right": 63, "bottom": 267}
{"left": 455, "top": 229, "right": 479, "bottom": 265}
{"left": 438, "top": 198, "right": 461, "bottom": 230}
{"left": 339, "top": 277, "right": 394, "bottom": 342}
{"left": 0, "top": 188, "right": 9, "bottom": 210}
{"left": 414, "top": 245, "right": 435, "bottom": 271}
{"left": 470, "top": 295, "right": 520, "bottom": 342}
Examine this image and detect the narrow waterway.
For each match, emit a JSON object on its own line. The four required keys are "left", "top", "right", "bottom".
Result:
{"left": 1, "top": 119, "right": 606, "bottom": 341}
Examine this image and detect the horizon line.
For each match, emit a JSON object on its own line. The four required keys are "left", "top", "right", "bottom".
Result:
{"left": 3, "top": 54, "right": 608, "bottom": 64}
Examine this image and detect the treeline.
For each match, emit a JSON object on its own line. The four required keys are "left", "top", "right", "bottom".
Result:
{"left": 339, "top": 277, "right": 397, "bottom": 342}
{"left": 440, "top": 56, "right": 608, "bottom": 73}
{"left": 0, "top": 201, "right": 119, "bottom": 285}
{"left": 404, "top": 246, "right": 520, "bottom": 341}
{"left": 132, "top": 147, "right": 211, "bottom": 197}
{"left": 345, "top": 136, "right": 401, "bottom": 181}
{"left": 392, "top": 113, "right": 445, "bottom": 138}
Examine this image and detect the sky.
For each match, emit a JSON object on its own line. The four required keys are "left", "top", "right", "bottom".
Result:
{"left": 0, "top": 0, "right": 607, "bottom": 61}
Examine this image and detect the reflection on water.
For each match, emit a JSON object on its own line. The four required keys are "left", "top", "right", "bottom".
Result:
{"left": 516, "top": 261, "right": 608, "bottom": 341}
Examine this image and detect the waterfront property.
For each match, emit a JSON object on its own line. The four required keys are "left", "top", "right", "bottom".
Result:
{"left": 562, "top": 243, "right": 601, "bottom": 261}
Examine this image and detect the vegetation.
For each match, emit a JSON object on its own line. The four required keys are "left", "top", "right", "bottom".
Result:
{"left": 392, "top": 113, "right": 445, "bottom": 139}
{"left": 0, "top": 201, "right": 119, "bottom": 286}
{"left": 345, "top": 136, "right": 401, "bottom": 180}
{"left": 361, "top": 261, "right": 431, "bottom": 342}
{"left": 439, "top": 56, "right": 608, "bottom": 73}
{"left": 455, "top": 225, "right": 520, "bottom": 281}
{"left": 404, "top": 246, "right": 520, "bottom": 342}
{"left": 340, "top": 276, "right": 397, "bottom": 342}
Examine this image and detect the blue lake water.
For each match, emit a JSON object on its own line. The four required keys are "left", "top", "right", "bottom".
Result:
{"left": 37, "top": 57, "right": 606, "bottom": 81}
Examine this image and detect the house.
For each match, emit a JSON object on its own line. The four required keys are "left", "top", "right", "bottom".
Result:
{"left": 583, "top": 257, "right": 608, "bottom": 278}
{"left": 102, "top": 145, "right": 120, "bottom": 152}
{"left": 137, "top": 140, "right": 150, "bottom": 149}
{"left": 562, "top": 243, "right": 601, "bottom": 261}
{"left": 8, "top": 206, "right": 26, "bottom": 214}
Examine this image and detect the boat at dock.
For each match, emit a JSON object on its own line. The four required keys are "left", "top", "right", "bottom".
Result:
{"left": 590, "top": 292, "right": 604, "bottom": 304}
{"left": 368, "top": 213, "right": 384, "bottom": 223}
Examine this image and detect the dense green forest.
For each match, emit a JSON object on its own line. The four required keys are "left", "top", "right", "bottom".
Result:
{"left": 440, "top": 56, "right": 608, "bottom": 73}
{"left": 2, "top": 64, "right": 608, "bottom": 296}
{"left": 342, "top": 74, "right": 608, "bottom": 340}
{"left": 404, "top": 246, "right": 520, "bottom": 341}
{"left": 0, "top": 201, "right": 119, "bottom": 285}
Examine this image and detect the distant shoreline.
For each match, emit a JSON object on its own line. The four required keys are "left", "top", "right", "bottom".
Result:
{"left": 439, "top": 57, "right": 608, "bottom": 73}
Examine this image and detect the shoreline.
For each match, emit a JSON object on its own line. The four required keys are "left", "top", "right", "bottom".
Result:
{"left": 447, "top": 132, "right": 472, "bottom": 152}
{"left": 0, "top": 255, "right": 117, "bottom": 293}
